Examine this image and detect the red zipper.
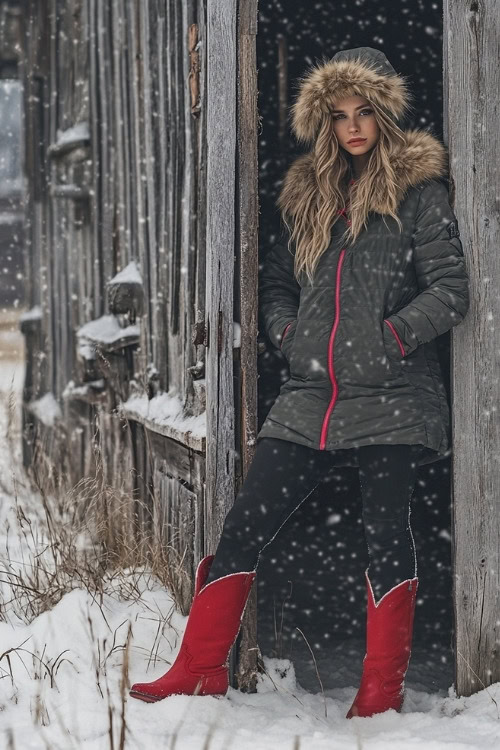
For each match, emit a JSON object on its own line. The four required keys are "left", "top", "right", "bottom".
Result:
{"left": 319, "top": 208, "right": 351, "bottom": 450}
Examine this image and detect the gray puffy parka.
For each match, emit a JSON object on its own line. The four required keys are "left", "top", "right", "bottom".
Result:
{"left": 257, "top": 48, "right": 470, "bottom": 467}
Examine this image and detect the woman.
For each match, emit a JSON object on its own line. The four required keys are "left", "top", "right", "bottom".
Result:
{"left": 130, "top": 47, "right": 470, "bottom": 717}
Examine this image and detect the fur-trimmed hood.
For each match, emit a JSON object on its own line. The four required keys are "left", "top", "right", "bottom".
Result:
{"left": 281, "top": 47, "right": 448, "bottom": 217}
{"left": 292, "top": 46, "right": 412, "bottom": 142}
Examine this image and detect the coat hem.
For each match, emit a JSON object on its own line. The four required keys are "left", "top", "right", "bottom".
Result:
{"left": 257, "top": 422, "right": 448, "bottom": 467}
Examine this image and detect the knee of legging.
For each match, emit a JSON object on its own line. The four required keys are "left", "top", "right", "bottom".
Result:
{"left": 363, "top": 516, "right": 412, "bottom": 546}
{"left": 363, "top": 510, "right": 410, "bottom": 535}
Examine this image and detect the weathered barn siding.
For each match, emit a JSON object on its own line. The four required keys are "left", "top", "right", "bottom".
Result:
{"left": 18, "top": 0, "right": 259, "bottom": 681}
{"left": 444, "top": 0, "right": 500, "bottom": 696}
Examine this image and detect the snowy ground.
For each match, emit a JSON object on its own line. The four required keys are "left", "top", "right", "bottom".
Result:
{"left": 1, "top": 318, "right": 499, "bottom": 749}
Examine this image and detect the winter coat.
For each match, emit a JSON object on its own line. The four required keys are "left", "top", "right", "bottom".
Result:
{"left": 257, "top": 48, "right": 470, "bottom": 468}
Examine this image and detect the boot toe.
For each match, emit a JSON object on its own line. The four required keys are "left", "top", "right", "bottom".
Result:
{"left": 346, "top": 700, "right": 403, "bottom": 718}
{"left": 129, "top": 683, "right": 165, "bottom": 703}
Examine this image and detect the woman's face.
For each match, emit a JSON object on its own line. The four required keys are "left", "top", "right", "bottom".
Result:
{"left": 330, "top": 95, "right": 380, "bottom": 156}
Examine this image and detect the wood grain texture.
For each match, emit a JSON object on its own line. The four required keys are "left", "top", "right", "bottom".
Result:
{"left": 236, "top": 0, "right": 259, "bottom": 694}
{"left": 19, "top": 0, "right": 210, "bottom": 577}
{"left": 204, "top": 0, "right": 237, "bottom": 553}
{"left": 19, "top": 0, "right": 260, "bottom": 686}
{"left": 445, "top": 0, "right": 500, "bottom": 696}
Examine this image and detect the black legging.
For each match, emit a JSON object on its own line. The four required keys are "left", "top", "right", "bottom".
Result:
{"left": 204, "top": 437, "right": 423, "bottom": 599}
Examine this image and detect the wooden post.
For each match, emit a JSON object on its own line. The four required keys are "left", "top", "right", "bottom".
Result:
{"left": 445, "top": 0, "right": 500, "bottom": 695}
{"left": 205, "top": 0, "right": 237, "bottom": 552}
{"left": 236, "top": 0, "right": 259, "bottom": 693}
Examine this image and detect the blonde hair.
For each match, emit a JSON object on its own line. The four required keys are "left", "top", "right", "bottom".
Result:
{"left": 278, "top": 102, "right": 409, "bottom": 286}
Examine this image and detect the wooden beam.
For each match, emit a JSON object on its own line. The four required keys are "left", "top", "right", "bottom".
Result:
{"left": 445, "top": 0, "right": 500, "bottom": 696}
{"left": 205, "top": 0, "right": 237, "bottom": 553}
{"left": 235, "top": 0, "right": 259, "bottom": 695}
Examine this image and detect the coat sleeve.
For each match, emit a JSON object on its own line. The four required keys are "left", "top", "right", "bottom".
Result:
{"left": 258, "top": 226, "right": 300, "bottom": 351}
{"left": 382, "top": 179, "right": 470, "bottom": 360}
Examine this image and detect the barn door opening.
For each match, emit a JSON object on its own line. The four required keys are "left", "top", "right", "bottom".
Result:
{"left": 255, "top": 1, "right": 455, "bottom": 694}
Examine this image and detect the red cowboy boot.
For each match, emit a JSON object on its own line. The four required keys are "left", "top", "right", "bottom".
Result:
{"left": 346, "top": 570, "right": 418, "bottom": 718}
{"left": 130, "top": 555, "right": 256, "bottom": 702}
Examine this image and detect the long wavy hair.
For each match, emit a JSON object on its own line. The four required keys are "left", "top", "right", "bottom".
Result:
{"left": 278, "top": 101, "right": 409, "bottom": 286}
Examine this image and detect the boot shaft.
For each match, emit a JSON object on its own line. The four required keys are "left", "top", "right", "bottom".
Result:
{"left": 364, "top": 571, "right": 418, "bottom": 665}
{"left": 345, "top": 571, "right": 419, "bottom": 718}
{"left": 184, "top": 556, "right": 256, "bottom": 670}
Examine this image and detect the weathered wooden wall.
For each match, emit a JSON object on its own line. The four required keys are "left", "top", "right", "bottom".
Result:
{"left": 444, "top": 0, "right": 500, "bottom": 695}
{"left": 19, "top": 0, "right": 192, "bottom": 606}
{"left": 19, "top": 0, "right": 259, "bottom": 683}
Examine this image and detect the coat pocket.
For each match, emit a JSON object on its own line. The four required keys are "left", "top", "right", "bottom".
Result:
{"left": 280, "top": 319, "right": 298, "bottom": 361}
{"left": 381, "top": 319, "right": 430, "bottom": 397}
{"left": 334, "top": 309, "right": 401, "bottom": 389}
{"left": 288, "top": 318, "right": 330, "bottom": 381}
{"left": 382, "top": 319, "right": 405, "bottom": 363}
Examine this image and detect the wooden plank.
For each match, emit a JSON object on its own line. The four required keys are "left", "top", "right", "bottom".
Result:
{"left": 87, "top": 0, "right": 103, "bottom": 317}
{"left": 97, "top": 0, "right": 114, "bottom": 289}
{"left": 44, "top": 0, "right": 58, "bottom": 397}
{"left": 151, "top": 470, "right": 195, "bottom": 615}
{"left": 97, "top": 411, "right": 136, "bottom": 564}
{"left": 194, "top": 0, "right": 208, "bottom": 429}
{"left": 237, "top": 0, "right": 259, "bottom": 481}
{"left": 193, "top": 479, "right": 204, "bottom": 568}
{"left": 140, "top": 4, "right": 158, "bottom": 369}
{"left": 204, "top": 0, "right": 237, "bottom": 553}
{"left": 164, "top": 0, "right": 178, "bottom": 395}
{"left": 120, "top": 403, "right": 205, "bottom": 452}
{"left": 235, "top": 0, "right": 259, "bottom": 695}
{"left": 155, "top": 2, "right": 168, "bottom": 391}
{"left": 445, "top": 0, "right": 500, "bottom": 695}
{"left": 111, "top": 0, "right": 129, "bottom": 272}
{"left": 180, "top": 1, "right": 196, "bottom": 406}
{"left": 126, "top": 0, "right": 151, "bottom": 378}
{"left": 146, "top": 428, "right": 205, "bottom": 492}
{"left": 130, "top": 420, "right": 154, "bottom": 557}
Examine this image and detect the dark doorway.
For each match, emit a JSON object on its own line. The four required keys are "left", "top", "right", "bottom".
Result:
{"left": 256, "top": 1, "right": 453, "bottom": 694}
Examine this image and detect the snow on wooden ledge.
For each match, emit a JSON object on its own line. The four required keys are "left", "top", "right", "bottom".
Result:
{"left": 76, "top": 314, "right": 140, "bottom": 354}
{"left": 26, "top": 392, "right": 62, "bottom": 427}
{"left": 48, "top": 122, "right": 90, "bottom": 157}
{"left": 19, "top": 305, "right": 42, "bottom": 323}
{"left": 120, "top": 390, "right": 206, "bottom": 452}
{"left": 62, "top": 379, "right": 106, "bottom": 404}
{"left": 107, "top": 261, "right": 142, "bottom": 286}
{"left": 55, "top": 121, "right": 90, "bottom": 147}
{"left": 19, "top": 305, "right": 43, "bottom": 335}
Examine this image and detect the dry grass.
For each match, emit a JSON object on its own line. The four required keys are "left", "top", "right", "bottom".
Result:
{"left": 4, "top": 417, "right": 194, "bottom": 623}
{"left": 0, "top": 384, "right": 197, "bottom": 748}
{"left": 0, "top": 473, "right": 182, "bottom": 749}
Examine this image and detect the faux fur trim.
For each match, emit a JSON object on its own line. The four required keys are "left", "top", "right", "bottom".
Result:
{"left": 292, "top": 54, "right": 412, "bottom": 143}
{"left": 278, "top": 129, "right": 448, "bottom": 218}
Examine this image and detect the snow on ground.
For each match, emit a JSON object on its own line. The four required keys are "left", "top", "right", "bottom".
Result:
{"left": 1, "top": 318, "right": 500, "bottom": 749}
